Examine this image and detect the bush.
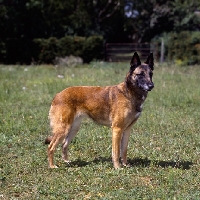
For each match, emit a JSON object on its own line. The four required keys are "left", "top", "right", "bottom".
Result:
{"left": 57, "top": 36, "right": 85, "bottom": 58}
{"left": 57, "top": 36, "right": 75, "bottom": 57}
{"left": 34, "top": 36, "right": 103, "bottom": 64}
{"left": 83, "top": 36, "right": 104, "bottom": 63}
{"left": 34, "top": 37, "right": 59, "bottom": 64}
{"left": 167, "top": 31, "right": 200, "bottom": 65}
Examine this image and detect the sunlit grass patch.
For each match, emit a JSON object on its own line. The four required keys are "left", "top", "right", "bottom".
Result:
{"left": 0, "top": 63, "right": 199, "bottom": 199}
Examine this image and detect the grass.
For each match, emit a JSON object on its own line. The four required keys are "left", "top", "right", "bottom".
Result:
{"left": 0, "top": 62, "right": 200, "bottom": 199}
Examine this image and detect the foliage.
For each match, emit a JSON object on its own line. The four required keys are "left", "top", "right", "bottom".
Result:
{"left": 34, "top": 36, "right": 104, "bottom": 63}
{"left": 167, "top": 31, "right": 200, "bottom": 65}
{"left": 124, "top": 0, "right": 170, "bottom": 42}
{"left": 0, "top": 0, "right": 122, "bottom": 40}
{"left": 0, "top": 0, "right": 200, "bottom": 64}
{"left": 171, "top": 0, "right": 200, "bottom": 32}
{"left": 124, "top": 0, "right": 200, "bottom": 42}
{"left": 0, "top": 63, "right": 200, "bottom": 199}
{"left": 82, "top": 36, "right": 105, "bottom": 63}
{"left": 34, "top": 37, "right": 59, "bottom": 64}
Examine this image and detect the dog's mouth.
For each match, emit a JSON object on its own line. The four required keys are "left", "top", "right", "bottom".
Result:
{"left": 139, "top": 83, "right": 154, "bottom": 92}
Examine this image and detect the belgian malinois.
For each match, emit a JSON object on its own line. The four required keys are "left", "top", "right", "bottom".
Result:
{"left": 45, "top": 52, "right": 154, "bottom": 169}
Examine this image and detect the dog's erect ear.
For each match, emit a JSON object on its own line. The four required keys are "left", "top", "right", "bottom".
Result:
{"left": 145, "top": 52, "right": 154, "bottom": 71}
{"left": 130, "top": 52, "right": 141, "bottom": 71}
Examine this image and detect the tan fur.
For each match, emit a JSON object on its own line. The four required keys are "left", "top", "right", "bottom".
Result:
{"left": 46, "top": 52, "right": 154, "bottom": 169}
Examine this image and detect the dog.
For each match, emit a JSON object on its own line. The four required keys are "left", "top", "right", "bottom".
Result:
{"left": 45, "top": 52, "right": 154, "bottom": 169}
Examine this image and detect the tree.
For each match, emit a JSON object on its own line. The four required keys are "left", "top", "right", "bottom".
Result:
{"left": 171, "top": 0, "right": 200, "bottom": 32}
{"left": 0, "top": 0, "right": 200, "bottom": 63}
{"left": 123, "top": 0, "right": 200, "bottom": 42}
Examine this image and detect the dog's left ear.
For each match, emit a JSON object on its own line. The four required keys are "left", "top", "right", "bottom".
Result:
{"left": 130, "top": 52, "right": 141, "bottom": 71}
{"left": 145, "top": 52, "right": 154, "bottom": 71}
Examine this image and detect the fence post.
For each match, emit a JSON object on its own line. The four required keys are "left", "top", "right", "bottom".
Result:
{"left": 160, "top": 38, "right": 165, "bottom": 63}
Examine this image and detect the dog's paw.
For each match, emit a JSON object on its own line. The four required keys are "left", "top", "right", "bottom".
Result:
{"left": 64, "top": 160, "right": 71, "bottom": 165}
{"left": 49, "top": 165, "right": 58, "bottom": 169}
{"left": 122, "top": 163, "right": 131, "bottom": 168}
{"left": 114, "top": 164, "right": 121, "bottom": 169}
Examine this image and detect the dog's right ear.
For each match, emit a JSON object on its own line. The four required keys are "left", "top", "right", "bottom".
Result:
{"left": 145, "top": 52, "right": 154, "bottom": 71}
{"left": 130, "top": 52, "right": 141, "bottom": 71}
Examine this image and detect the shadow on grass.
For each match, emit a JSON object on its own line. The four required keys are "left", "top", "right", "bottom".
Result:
{"left": 129, "top": 157, "right": 193, "bottom": 170}
{"left": 66, "top": 157, "right": 193, "bottom": 170}
{"left": 66, "top": 157, "right": 111, "bottom": 168}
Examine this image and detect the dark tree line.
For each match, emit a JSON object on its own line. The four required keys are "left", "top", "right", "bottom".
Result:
{"left": 0, "top": 0, "right": 199, "bottom": 63}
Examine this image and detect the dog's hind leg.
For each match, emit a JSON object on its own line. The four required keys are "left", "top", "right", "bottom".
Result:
{"left": 62, "top": 116, "right": 82, "bottom": 163}
{"left": 48, "top": 130, "right": 67, "bottom": 168}
{"left": 48, "top": 125, "right": 72, "bottom": 168}
{"left": 48, "top": 109, "right": 74, "bottom": 168}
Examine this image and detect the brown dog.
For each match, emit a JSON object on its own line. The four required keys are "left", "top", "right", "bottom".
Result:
{"left": 45, "top": 52, "right": 154, "bottom": 169}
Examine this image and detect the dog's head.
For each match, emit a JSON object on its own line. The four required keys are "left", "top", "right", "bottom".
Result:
{"left": 127, "top": 52, "right": 154, "bottom": 92}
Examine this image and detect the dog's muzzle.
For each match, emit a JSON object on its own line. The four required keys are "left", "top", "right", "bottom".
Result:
{"left": 140, "top": 83, "right": 154, "bottom": 91}
{"left": 147, "top": 83, "right": 154, "bottom": 91}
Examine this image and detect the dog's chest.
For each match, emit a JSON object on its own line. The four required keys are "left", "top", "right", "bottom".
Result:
{"left": 125, "top": 97, "right": 145, "bottom": 124}
{"left": 134, "top": 103, "right": 143, "bottom": 119}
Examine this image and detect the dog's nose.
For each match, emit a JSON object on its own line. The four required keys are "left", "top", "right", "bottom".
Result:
{"left": 148, "top": 83, "right": 154, "bottom": 90}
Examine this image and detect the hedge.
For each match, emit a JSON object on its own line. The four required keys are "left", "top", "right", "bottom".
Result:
{"left": 34, "top": 36, "right": 104, "bottom": 64}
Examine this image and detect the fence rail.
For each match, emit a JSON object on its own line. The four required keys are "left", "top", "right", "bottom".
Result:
{"left": 105, "top": 43, "right": 158, "bottom": 62}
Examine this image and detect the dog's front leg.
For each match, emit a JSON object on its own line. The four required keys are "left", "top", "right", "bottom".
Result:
{"left": 120, "top": 125, "right": 132, "bottom": 166}
{"left": 112, "top": 127, "right": 123, "bottom": 169}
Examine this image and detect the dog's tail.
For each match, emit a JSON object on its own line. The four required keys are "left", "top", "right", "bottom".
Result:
{"left": 44, "top": 136, "right": 53, "bottom": 144}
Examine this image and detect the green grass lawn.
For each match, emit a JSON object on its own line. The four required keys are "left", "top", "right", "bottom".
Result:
{"left": 0, "top": 62, "right": 200, "bottom": 199}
